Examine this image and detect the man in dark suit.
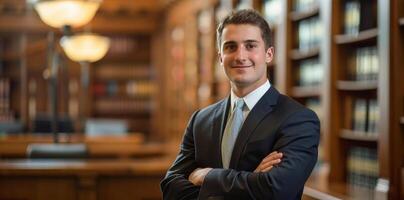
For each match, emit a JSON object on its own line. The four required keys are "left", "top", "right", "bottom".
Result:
{"left": 161, "top": 9, "right": 320, "bottom": 200}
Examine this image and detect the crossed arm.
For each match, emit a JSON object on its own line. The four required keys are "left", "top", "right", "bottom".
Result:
{"left": 188, "top": 151, "right": 283, "bottom": 186}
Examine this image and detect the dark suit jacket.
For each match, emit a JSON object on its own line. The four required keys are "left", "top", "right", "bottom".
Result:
{"left": 161, "top": 87, "right": 320, "bottom": 200}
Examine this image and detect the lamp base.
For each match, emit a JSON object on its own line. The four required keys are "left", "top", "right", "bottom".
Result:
{"left": 27, "top": 143, "right": 88, "bottom": 159}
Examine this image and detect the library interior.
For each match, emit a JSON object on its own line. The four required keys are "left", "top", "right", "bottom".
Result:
{"left": 0, "top": 0, "right": 403, "bottom": 199}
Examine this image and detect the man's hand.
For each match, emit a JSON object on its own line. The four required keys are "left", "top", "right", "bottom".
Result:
{"left": 189, "top": 167, "right": 213, "bottom": 186}
{"left": 254, "top": 151, "right": 283, "bottom": 173}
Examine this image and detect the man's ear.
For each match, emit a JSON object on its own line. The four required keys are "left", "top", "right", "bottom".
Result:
{"left": 218, "top": 52, "right": 223, "bottom": 65}
{"left": 265, "top": 47, "right": 274, "bottom": 63}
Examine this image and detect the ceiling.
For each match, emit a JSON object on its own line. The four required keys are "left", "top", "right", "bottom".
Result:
{"left": 0, "top": 0, "right": 178, "bottom": 34}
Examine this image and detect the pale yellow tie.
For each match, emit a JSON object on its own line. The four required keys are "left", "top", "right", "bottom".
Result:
{"left": 221, "top": 99, "right": 245, "bottom": 168}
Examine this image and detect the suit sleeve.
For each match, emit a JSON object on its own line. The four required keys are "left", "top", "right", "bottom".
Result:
{"left": 160, "top": 111, "right": 201, "bottom": 200}
{"left": 199, "top": 109, "right": 320, "bottom": 199}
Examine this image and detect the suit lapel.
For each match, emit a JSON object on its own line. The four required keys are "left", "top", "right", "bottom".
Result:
{"left": 229, "top": 87, "right": 280, "bottom": 168}
{"left": 211, "top": 97, "right": 231, "bottom": 168}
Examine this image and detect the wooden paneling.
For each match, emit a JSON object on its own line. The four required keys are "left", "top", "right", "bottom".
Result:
{"left": 0, "top": 158, "right": 171, "bottom": 200}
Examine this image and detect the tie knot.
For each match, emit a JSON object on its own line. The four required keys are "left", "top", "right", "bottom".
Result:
{"left": 235, "top": 99, "right": 244, "bottom": 110}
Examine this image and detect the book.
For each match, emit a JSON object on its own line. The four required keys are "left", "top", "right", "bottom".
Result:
{"left": 344, "top": 0, "right": 377, "bottom": 35}
{"left": 367, "top": 99, "right": 379, "bottom": 134}
{"left": 347, "top": 147, "right": 378, "bottom": 189}
{"left": 352, "top": 46, "right": 378, "bottom": 81}
{"left": 297, "top": 58, "right": 322, "bottom": 86}
{"left": 344, "top": 0, "right": 361, "bottom": 35}
{"left": 351, "top": 98, "right": 379, "bottom": 136}
{"left": 298, "top": 17, "right": 321, "bottom": 51}
{"left": 352, "top": 98, "right": 367, "bottom": 132}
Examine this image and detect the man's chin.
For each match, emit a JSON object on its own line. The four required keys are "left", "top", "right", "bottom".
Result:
{"left": 231, "top": 79, "right": 251, "bottom": 87}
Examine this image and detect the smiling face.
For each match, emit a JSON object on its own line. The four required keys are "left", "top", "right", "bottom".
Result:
{"left": 219, "top": 24, "right": 273, "bottom": 96}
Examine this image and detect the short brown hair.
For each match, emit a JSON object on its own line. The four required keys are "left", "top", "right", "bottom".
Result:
{"left": 216, "top": 9, "right": 272, "bottom": 50}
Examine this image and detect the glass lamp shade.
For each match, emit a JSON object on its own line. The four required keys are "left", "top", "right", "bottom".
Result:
{"left": 34, "top": 0, "right": 101, "bottom": 28}
{"left": 60, "top": 33, "right": 110, "bottom": 62}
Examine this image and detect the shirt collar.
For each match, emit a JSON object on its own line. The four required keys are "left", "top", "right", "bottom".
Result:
{"left": 230, "top": 80, "right": 271, "bottom": 111}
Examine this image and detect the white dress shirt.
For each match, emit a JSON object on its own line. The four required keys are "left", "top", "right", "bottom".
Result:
{"left": 229, "top": 80, "right": 271, "bottom": 121}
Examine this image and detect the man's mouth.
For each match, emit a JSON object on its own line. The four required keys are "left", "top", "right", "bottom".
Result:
{"left": 232, "top": 65, "right": 252, "bottom": 68}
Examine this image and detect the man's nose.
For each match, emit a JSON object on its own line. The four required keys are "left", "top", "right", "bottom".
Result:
{"left": 234, "top": 47, "right": 247, "bottom": 61}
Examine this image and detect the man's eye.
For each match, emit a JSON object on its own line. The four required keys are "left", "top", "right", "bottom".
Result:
{"left": 224, "top": 45, "right": 236, "bottom": 51}
{"left": 246, "top": 44, "right": 257, "bottom": 49}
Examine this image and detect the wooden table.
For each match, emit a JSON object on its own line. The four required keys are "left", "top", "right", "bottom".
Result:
{"left": 0, "top": 158, "right": 172, "bottom": 200}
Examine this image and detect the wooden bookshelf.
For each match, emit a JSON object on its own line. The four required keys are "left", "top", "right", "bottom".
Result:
{"left": 289, "top": 46, "right": 320, "bottom": 60}
{"left": 291, "top": 86, "right": 321, "bottom": 98}
{"left": 284, "top": 2, "right": 330, "bottom": 191}
{"left": 289, "top": 4, "right": 319, "bottom": 21}
{"left": 334, "top": 28, "right": 378, "bottom": 45}
{"left": 339, "top": 129, "right": 378, "bottom": 142}
{"left": 327, "top": 0, "right": 392, "bottom": 196}
{"left": 0, "top": 35, "right": 45, "bottom": 129}
{"left": 336, "top": 80, "right": 378, "bottom": 91}
{"left": 89, "top": 35, "right": 155, "bottom": 135}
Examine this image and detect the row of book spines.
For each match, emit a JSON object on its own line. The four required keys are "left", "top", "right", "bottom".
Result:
{"left": 348, "top": 46, "right": 378, "bottom": 81}
{"left": 95, "top": 65, "right": 152, "bottom": 79}
{"left": 94, "top": 99, "right": 153, "bottom": 113}
{"left": 293, "top": 0, "right": 318, "bottom": 12}
{"left": 347, "top": 172, "right": 378, "bottom": 189}
{"left": 108, "top": 37, "right": 149, "bottom": 55}
{"left": 92, "top": 81, "right": 156, "bottom": 97}
{"left": 347, "top": 147, "right": 378, "bottom": 189}
{"left": 296, "top": 58, "right": 323, "bottom": 86}
{"left": 297, "top": 17, "right": 321, "bottom": 51}
{"left": 0, "top": 78, "right": 10, "bottom": 113}
{"left": 344, "top": 0, "right": 377, "bottom": 35}
{"left": 352, "top": 98, "right": 379, "bottom": 134}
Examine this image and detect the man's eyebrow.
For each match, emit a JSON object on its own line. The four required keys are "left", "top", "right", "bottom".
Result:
{"left": 222, "top": 40, "right": 259, "bottom": 46}
{"left": 244, "top": 39, "right": 259, "bottom": 43}
{"left": 222, "top": 41, "right": 237, "bottom": 46}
